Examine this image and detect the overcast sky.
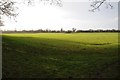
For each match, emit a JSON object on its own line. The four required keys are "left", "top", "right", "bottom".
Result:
{"left": 2, "top": 0, "right": 119, "bottom": 31}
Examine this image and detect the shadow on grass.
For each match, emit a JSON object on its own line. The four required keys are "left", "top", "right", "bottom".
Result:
{"left": 2, "top": 35, "right": 119, "bottom": 78}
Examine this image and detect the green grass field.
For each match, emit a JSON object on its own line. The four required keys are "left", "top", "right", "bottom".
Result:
{"left": 2, "top": 33, "right": 119, "bottom": 78}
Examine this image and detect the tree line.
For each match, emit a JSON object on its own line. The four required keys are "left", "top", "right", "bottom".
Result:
{"left": 2, "top": 28, "right": 120, "bottom": 33}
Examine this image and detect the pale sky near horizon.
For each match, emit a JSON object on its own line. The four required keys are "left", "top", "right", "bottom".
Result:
{"left": 2, "top": 0, "right": 119, "bottom": 31}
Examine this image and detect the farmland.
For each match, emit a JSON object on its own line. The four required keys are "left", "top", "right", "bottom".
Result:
{"left": 2, "top": 33, "right": 119, "bottom": 78}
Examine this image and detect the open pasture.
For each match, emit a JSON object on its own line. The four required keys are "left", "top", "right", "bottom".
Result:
{"left": 2, "top": 33, "right": 119, "bottom": 78}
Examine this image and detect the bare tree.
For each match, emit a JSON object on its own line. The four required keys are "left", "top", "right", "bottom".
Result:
{"left": 0, "top": 0, "right": 18, "bottom": 27}
{"left": 0, "top": 0, "right": 62, "bottom": 27}
{"left": 0, "top": 0, "right": 17, "bottom": 17}
{"left": 90, "top": 0, "right": 113, "bottom": 12}
{"left": 0, "top": 0, "right": 113, "bottom": 27}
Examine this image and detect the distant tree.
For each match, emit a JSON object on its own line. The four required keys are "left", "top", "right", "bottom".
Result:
{"left": 61, "top": 28, "right": 63, "bottom": 32}
{"left": 36, "top": 29, "right": 43, "bottom": 32}
{"left": 72, "top": 28, "right": 76, "bottom": 32}
{"left": 89, "top": 29, "right": 94, "bottom": 32}
{"left": 45, "top": 29, "right": 49, "bottom": 32}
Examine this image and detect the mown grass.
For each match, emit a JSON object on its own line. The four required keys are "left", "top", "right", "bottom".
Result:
{"left": 2, "top": 33, "right": 119, "bottom": 78}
